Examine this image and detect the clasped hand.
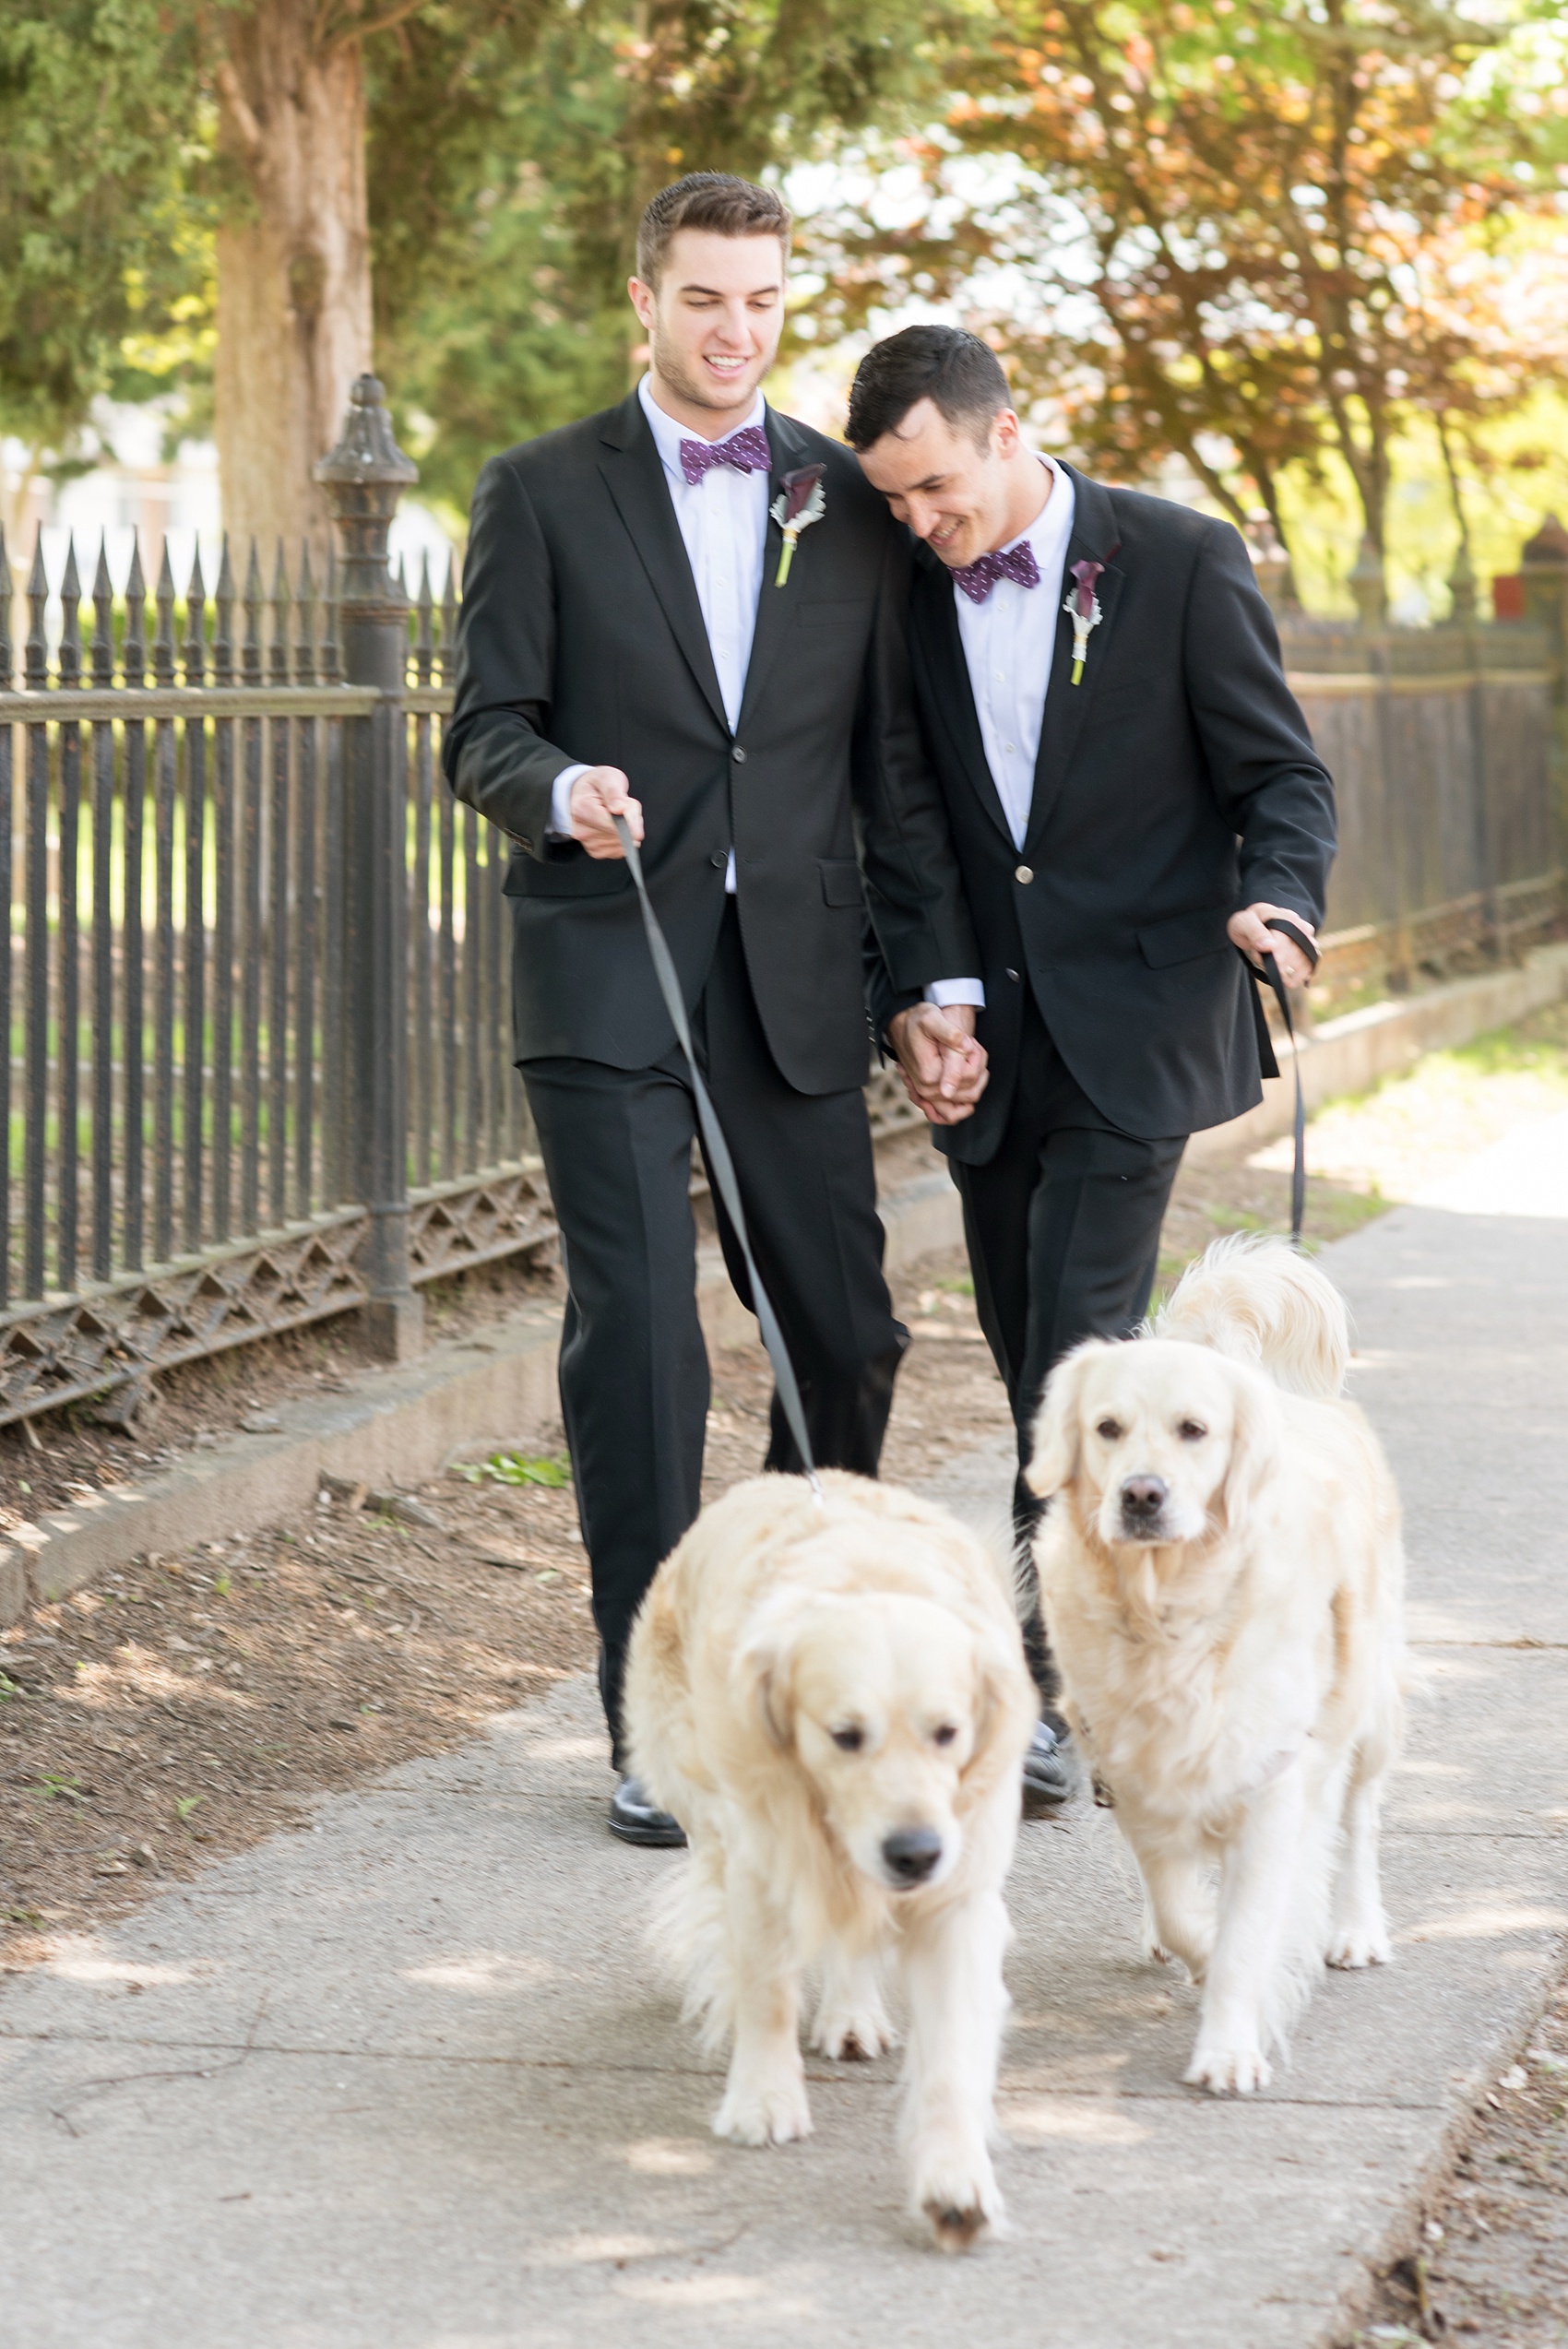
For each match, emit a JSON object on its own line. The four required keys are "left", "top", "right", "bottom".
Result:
{"left": 885, "top": 1003, "right": 989, "bottom": 1127}
{"left": 569, "top": 765, "right": 644, "bottom": 857}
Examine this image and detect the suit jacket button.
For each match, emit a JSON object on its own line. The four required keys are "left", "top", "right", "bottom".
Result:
{"left": 1015, "top": 864, "right": 1034, "bottom": 884}
{"left": 1005, "top": 967, "right": 1020, "bottom": 981}
{"left": 710, "top": 851, "right": 728, "bottom": 869}
{"left": 731, "top": 744, "right": 747, "bottom": 764}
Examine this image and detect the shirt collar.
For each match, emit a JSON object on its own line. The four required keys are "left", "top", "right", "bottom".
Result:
{"left": 638, "top": 374, "right": 767, "bottom": 483}
{"left": 1006, "top": 455, "right": 1074, "bottom": 564}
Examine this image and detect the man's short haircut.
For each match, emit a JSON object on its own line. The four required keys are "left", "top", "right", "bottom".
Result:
{"left": 636, "top": 173, "right": 791, "bottom": 289}
{"left": 847, "top": 325, "right": 1012, "bottom": 451}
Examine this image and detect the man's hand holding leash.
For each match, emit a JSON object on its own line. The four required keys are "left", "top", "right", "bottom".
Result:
{"left": 568, "top": 765, "right": 646, "bottom": 859}
{"left": 1228, "top": 902, "right": 1317, "bottom": 991}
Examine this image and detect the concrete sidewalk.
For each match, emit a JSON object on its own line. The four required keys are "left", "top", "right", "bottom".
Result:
{"left": 3, "top": 1130, "right": 1567, "bottom": 2347}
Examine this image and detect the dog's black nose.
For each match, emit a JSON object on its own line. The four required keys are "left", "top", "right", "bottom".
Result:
{"left": 1121, "top": 1476, "right": 1168, "bottom": 1517}
{"left": 883, "top": 1827, "right": 943, "bottom": 1886}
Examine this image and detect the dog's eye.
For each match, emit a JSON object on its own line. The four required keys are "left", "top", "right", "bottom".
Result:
{"left": 932, "top": 1725, "right": 958, "bottom": 1748}
{"left": 830, "top": 1726, "right": 864, "bottom": 1752}
{"left": 1095, "top": 1418, "right": 1123, "bottom": 1441}
{"left": 1178, "top": 1419, "right": 1208, "bottom": 1442}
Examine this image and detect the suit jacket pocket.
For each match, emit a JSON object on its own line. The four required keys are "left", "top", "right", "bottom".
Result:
{"left": 1136, "top": 903, "right": 1233, "bottom": 968}
{"left": 819, "top": 857, "right": 865, "bottom": 908}
{"left": 503, "top": 845, "right": 633, "bottom": 898}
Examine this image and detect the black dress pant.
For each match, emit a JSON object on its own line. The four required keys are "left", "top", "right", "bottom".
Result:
{"left": 522, "top": 902, "right": 907, "bottom": 1767}
{"left": 951, "top": 993, "right": 1185, "bottom": 1709}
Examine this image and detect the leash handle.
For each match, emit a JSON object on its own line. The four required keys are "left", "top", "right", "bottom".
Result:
{"left": 1254, "top": 915, "right": 1317, "bottom": 1249}
{"left": 611, "top": 813, "right": 822, "bottom": 1497}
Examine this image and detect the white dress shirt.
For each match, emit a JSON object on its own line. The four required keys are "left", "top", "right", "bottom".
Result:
{"left": 924, "top": 456, "right": 1075, "bottom": 1011}
{"left": 549, "top": 377, "right": 769, "bottom": 890}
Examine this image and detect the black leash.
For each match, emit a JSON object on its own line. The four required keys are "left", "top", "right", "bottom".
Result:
{"left": 612, "top": 813, "right": 822, "bottom": 1497}
{"left": 1254, "top": 914, "right": 1320, "bottom": 1247}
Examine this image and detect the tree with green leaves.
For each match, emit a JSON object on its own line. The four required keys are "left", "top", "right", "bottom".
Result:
{"left": 809, "top": 0, "right": 1567, "bottom": 598}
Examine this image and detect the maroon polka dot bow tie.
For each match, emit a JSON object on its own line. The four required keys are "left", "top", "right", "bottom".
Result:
{"left": 678, "top": 424, "right": 771, "bottom": 487}
{"left": 951, "top": 541, "right": 1041, "bottom": 604}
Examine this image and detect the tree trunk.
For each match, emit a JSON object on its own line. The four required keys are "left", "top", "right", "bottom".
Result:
{"left": 213, "top": 2, "right": 373, "bottom": 564}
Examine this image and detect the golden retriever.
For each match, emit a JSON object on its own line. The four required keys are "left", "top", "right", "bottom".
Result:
{"left": 1028, "top": 1236, "right": 1405, "bottom": 2095}
{"left": 624, "top": 1470, "right": 1037, "bottom": 2248}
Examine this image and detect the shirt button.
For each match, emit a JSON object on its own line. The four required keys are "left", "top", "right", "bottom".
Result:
{"left": 731, "top": 744, "right": 747, "bottom": 764}
{"left": 1004, "top": 742, "right": 1016, "bottom": 754}
{"left": 710, "top": 852, "right": 728, "bottom": 869}
{"left": 1015, "top": 865, "right": 1034, "bottom": 885}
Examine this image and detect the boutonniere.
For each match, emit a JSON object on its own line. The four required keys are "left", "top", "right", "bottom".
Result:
{"left": 771, "top": 465, "right": 826, "bottom": 586}
{"left": 1063, "top": 557, "right": 1108, "bottom": 684}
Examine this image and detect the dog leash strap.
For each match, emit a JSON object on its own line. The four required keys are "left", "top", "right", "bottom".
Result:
{"left": 612, "top": 813, "right": 822, "bottom": 1495}
{"left": 1255, "top": 915, "right": 1319, "bottom": 1250}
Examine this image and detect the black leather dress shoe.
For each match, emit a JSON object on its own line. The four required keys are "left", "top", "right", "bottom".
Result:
{"left": 1021, "top": 1718, "right": 1075, "bottom": 1816}
{"left": 609, "top": 1775, "right": 687, "bottom": 1848}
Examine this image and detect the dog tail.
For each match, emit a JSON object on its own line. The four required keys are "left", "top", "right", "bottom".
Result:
{"left": 1154, "top": 1232, "right": 1351, "bottom": 1398}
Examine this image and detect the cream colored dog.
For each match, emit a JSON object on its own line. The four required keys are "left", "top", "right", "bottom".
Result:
{"left": 1028, "top": 1236, "right": 1405, "bottom": 2095}
{"left": 624, "top": 1470, "right": 1037, "bottom": 2249}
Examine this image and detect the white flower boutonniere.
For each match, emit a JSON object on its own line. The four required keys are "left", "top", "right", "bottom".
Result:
{"left": 771, "top": 465, "right": 826, "bottom": 586}
{"left": 1063, "top": 557, "right": 1108, "bottom": 685}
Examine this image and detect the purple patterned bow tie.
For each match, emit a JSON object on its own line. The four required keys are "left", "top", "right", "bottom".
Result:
{"left": 951, "top": 541, "right": 1041, "bottom": 604}
{"left": 679, "top": 423, "right": 771, "bottom": 487}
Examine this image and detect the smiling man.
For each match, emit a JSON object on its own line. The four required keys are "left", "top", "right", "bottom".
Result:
{"left": 850, "top": 326, "right": 1336, "bottom": 1797}
{"left": 445, "top": 179, "right": 984, "bottom": 1844}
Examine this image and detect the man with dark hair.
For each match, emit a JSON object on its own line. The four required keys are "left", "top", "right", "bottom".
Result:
{"left": 850, "top": 324, "right": 1336, "bottom": 1790}
{"left": 445, "top": 185, "right": 986, "bottom": 1844}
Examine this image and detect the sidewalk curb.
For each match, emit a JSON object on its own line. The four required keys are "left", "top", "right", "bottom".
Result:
{"left": 2, "top": 1170, "right": 963, "bottom": 1619}
{"left": 1183, "top": 938, "right": 1568, "bottom": 1166}
{"left": 8, "top": 943, "right": 1562, "bottom": 1620}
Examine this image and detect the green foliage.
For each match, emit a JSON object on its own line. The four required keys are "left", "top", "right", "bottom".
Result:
{"left": 371, "top": 0, "right": 957, "bottom": 512}
{"left": 454, "top": 1449, "right": 575, "bottom": 1487}
{"left": 0, "top": 0, "right": 211, "bottom": 457}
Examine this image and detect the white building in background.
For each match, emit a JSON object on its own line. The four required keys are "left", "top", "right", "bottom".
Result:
{"left": 2, "top": 397, "right": 457, "bottom": 634}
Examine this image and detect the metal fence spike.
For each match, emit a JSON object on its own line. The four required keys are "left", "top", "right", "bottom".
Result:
{"left": 320, "top": 539, "right": 341, "bottom": 683}
{"left": 268, "top": 538, "right": 291, "bottom": 684}
{"left": 60, "top": 535, "right": 83, "bottom": 687}
{"left": 213, "top": 534, "right": 235, "bottom": 686}
{"left": 184, "top": 543, "right": 208, "bottom": 686}
{"left": 124, "top": 534, "right": 147, "bottom": 685}
{"left": 415, "top": 550, "right": 434, "bottom": 684}
{"left": 295, "top": 539, "right": 317, "bottom": 683}
{"left": 25, "top": 530, "right": 48, "bottom": 688}
{"left": 91, "top": 533, "right": 115, "bottom": 686}
{"left": 439, "top": 545, "right": 458, "bottom": 684}
{"left": 243, "top": 538, "right": 263, "bottom": 685}
{"left": 153, "top": 540, "right": 177, "bottom": 687}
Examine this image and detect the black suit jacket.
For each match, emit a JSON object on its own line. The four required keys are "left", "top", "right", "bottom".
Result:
{"left": 443, "top": 392, "right": 978, "bottom": 1095}
{"left": 881, "top": 467, "right": 1336, "bottom": 1158}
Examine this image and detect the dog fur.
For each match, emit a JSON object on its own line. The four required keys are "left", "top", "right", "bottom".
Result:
{"left": 624, "top": 1470, "right": 1038, "bottom": 2248}
{"left": 1028, "top": 1236, "right": 1405, "bottom": 2095}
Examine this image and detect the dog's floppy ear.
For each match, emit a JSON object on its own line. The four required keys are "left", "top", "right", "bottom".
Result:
{"left": 961, "top": 1620, "right": 1036, "bottom": 1797}
{"left": 734, "top": 1594, "right": 807, "bottom": 1752}
{"left": 1218, "top": 1365, "right": 1282, "bottom": 1530}
{"left": 1025, "top": 1342, "right": 1113, "bottom": 1499}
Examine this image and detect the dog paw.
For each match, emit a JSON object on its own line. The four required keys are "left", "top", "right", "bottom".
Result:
{"left": 714, "top": 2074, "right": 813, "bottom": 2147}
{"left": 1326, "top": 1924, "right": 1393, "bottom": 1970}
{"left": 912, "top": 2146, "right": 1003, "bottom": 2254}
{"left": 811, "top": 2004, "right": 897, "bottom": 2062}
{"left": 1183, "top": 2043, "right": 1272, "bottom": 2095}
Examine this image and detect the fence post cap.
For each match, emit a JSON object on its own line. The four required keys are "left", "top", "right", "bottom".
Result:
{"left": 1520, "top": 512, "right": 1568, "bottom": 570}
{"left": 314, "top": 374, "right": 418, "bottom": 491}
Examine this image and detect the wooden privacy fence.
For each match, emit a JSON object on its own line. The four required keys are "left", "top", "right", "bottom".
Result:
{"left": 1282, "top": 616, "right": 1561, "bottom": 999}
{"left": 1, "top": 375, "right": 1562, "bottom": 1429}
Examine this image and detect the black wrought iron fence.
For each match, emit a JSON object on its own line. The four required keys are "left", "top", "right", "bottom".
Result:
{"left": 0, "top": 380, "right": 553, "bottom": 1428}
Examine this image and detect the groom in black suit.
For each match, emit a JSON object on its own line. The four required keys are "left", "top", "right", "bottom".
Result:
{"left": 445, "top": 182, "right": 985, "bottom": 1842}
{"left": 851, "top": 327, "right": 1336, "bottom": 1796}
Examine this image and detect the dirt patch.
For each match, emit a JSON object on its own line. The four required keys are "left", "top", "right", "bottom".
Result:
{"left": 1343, "top": 1979, "right": 1568, "bottom": 2346}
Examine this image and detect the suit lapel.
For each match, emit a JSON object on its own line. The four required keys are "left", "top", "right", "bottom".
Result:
{"left": 597, "top": 393, "right": 728, "bottom": 735}
{"left": 1023, "top": 466, "right": 1124, "bottom": 852}
{"left": 911, "top": 547, "right": 1015, "bottom": 849}
{"left": 735, "top": 407, "right": 809, "bottom": 734}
